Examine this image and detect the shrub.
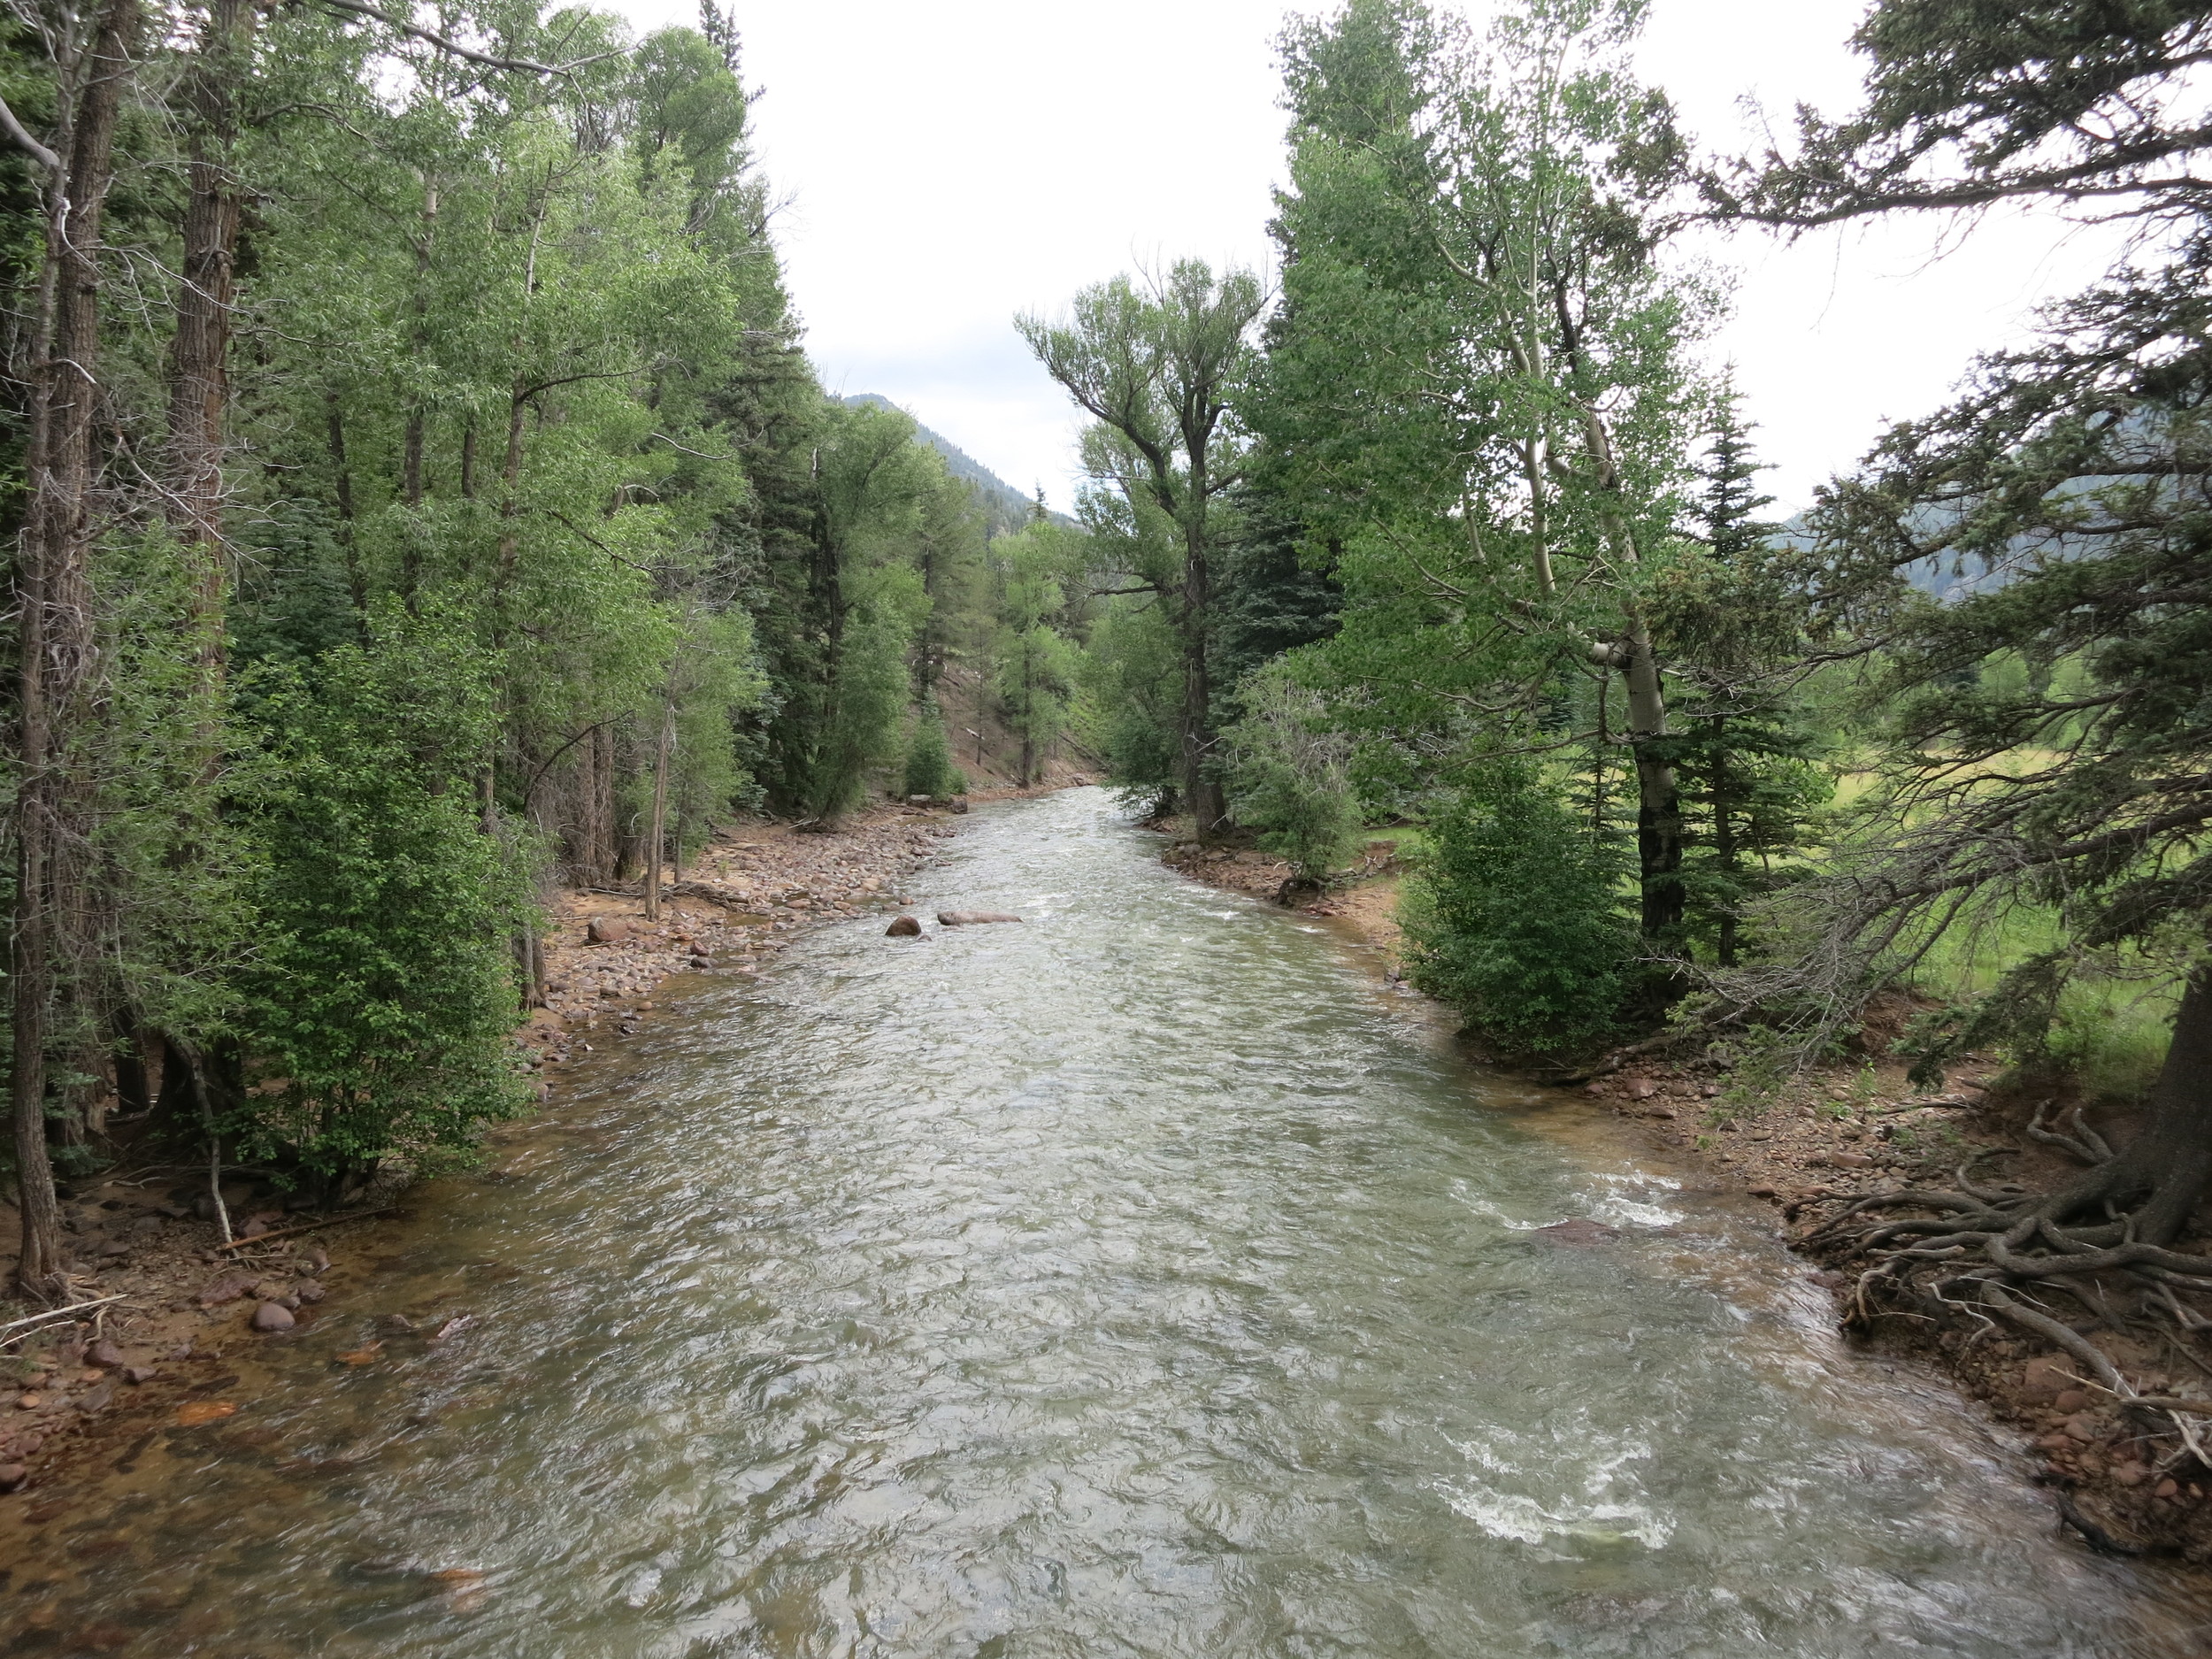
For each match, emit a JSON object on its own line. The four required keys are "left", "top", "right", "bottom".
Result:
{"left": 1404, "top": 766, "right": 1634, "bottom": 1060}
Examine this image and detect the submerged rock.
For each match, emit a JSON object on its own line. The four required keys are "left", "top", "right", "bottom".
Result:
{"left": 250, "top": 1301, "right": 296, "bottom": 1333}
{"left": 1532, "top": 1217, "right": 1620, "bottom": 1247}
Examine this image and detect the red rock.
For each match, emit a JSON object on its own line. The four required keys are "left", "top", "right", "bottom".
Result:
{"left": 1624, "top": 1077, "right": 1658, "bottom": 1101}
{"left": 2052, "top": 1388, "right": 2092, "bottom": 1414}
{"left": 2022, "top": 1357, "right": 2072, "bottom": 1402}
{"left": 588, "top": 918, "right": 632, "bottom": 945}
{"left": 1748, "top": 1186, "right": 1778, "bottom": 1198}
{"left": 2114, "top": 1463, "right": 2149, "bottom": 1486}
{"left": 121, "top": 1366, "right": 156, "bottom": 1386}
{"left": 885, "top": 915, "right": 921, "bottom": 937}
{"left": 250, "top": 1301, "right": 296, "bottom": 1333}
{"left": 1822, "top": 1151, "right": 1874, "bottom": 1171}
{"left": 2156, "top": 1478, "right": 2180, "bottom": 1498}
{"left": 0, "top": 1463, "right": 26, "bottom": 1493}
{"left": 2062, "top": 1412, "right": 2099, "bottom": 1441}
{"left": 85, "top": 1339, "right": 123, "bottom": 1370}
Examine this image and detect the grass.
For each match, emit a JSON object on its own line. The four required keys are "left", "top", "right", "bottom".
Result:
{"left": 1901, "top": 902, "right": 2177, "bottom": 1104}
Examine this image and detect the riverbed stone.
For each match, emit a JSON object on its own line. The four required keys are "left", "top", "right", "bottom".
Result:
{"left": 1532, "top": 1217, "right": 1620, "bottom": 1247}
{"left": 250, "top": 1301, "right": 296, "bottom": 1333}
{"left": 2022, "top": 1357, "right": 2073, "bottom": 1402}
{"left": 886, "top": 915, "right": 922, "bottom": 937}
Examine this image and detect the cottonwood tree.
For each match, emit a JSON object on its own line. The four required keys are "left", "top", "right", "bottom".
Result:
{"left": 1020, "top": 261, "right": 1265, "bottom": 833}
{"left": 1257, "top": 0, "right": 1713, "bottom": 941}
{"left": 1708, "top": 0, "right": 2212, "bottom": 1407}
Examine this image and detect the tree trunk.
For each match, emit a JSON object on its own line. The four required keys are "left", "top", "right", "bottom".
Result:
{"left": 2042, "top": 966, "right": 2212, "bottom": 1245}
{"left": 165, "top": 0, "right": 250, "bottom": 687}
{"left": 643, "top": 703, "right": 672, "bottom": 920}
{"left": 1181, "top": 524, "right": 1225, "bottom": 835}
{"left": 1711, "top": 715, "right": 1740, "bottom": 968}
{"left": 12, "top": 0, "right": 142, "bottom": 1301}
{"left": 1619, "top": 618, "right": 1684, "bottom": 941}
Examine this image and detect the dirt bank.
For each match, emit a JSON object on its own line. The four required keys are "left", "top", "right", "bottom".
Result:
{"left": 1156, "top": 827, "right": 2212, "bottom": 1562}
{"left": 0, "top": 797, "right": 975, "bottom": 1513}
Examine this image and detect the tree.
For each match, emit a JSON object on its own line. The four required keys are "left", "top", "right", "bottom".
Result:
{"left": 1404, "top": 763, "right": 1635, "bottom": 1061}
{"left": 236, "top": 610, "right": 533, "bottom": 1192}
{"left": 1257, "top": 0, "right": 1713, "bottom": 943}
{"left": 4, "top": 0, "right": 147, "bottom": 1298}
{"left": 1709, "top": 0, "right": 2212, "bottom": 1376}
{"left": 1654, "top": 391, "right": 1832, "bottom": 967}
{"left": 1019, "top": 261, "right": 1266, "bottom": 834}
{"left": 1224, "top": 664, "right": 1360, "bottom": 889}
{"left": 990, "top": 525, "right": 1078, "bottom": 786}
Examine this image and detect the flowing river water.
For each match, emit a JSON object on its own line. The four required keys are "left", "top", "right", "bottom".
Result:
{"left": 8, "top": 787, "right": 2212, "bottom": 1656}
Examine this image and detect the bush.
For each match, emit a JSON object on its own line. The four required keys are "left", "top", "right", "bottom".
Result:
{"left": 1225, "top": 667, "right": 1359, "bottom": 884}
{"left": 1404, "top": 766, "right": 1634, "bottom": 1060}
{"left": 903, "top": 697, "right": 960, "bottom": 796}
{"left": 234, "top": 610, "right": 534, "bottom": 1187}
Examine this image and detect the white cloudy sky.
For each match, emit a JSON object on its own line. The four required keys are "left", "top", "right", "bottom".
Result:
{"left": 611, "top": 0, "right": 2126, "bottom": 515}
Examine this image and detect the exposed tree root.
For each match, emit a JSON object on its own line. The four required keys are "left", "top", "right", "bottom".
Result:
{"left": 1800, "top": 1095, "right": 2212, "bottom": 1521}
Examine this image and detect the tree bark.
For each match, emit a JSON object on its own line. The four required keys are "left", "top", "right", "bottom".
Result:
{"left": 643, "top": 703, "right": 672, "bottom": 920}
{"left": 1620, "top": 619, "right": 1686, "bottom": 941}
{"left": 2041, "top": 966, "right": 2212, "bottom": 1245}
{"left": 165, "top": 0, "right": 250, "bottom": 685}
{"left": 1180, "top": 496, "right": 1225, "bottom": 835}
{"left": 12, "top": 0, "right": 142, "bottom": 1301}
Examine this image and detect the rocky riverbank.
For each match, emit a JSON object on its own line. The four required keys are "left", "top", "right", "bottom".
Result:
{"left": 1157, "top": 829, "right": 2212, "bottom": 1563}
{"left": 0, "top": 798, "right": 971, "bottom": 1514}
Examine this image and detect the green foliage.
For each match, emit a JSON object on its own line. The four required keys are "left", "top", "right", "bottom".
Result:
{"left": 233, "top": 610, "right": 534, "bottom": 1183}
{"left": 903, "top": 696, "right": 960, "bottom": 797}
{"left": 1074, "top": 597, "right": 1184, "bottom": 814}
{"left": 990, "top": 526, "right": 1079, "bottom": 785}
{"left": 1403, "top": 766, "right": 1635, "bottom": 1059}
{"left": 1225, "top": 664, "right": 1360, "bottom": 884}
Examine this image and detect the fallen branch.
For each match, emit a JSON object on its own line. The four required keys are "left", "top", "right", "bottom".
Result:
{"left": 0, "top": 1293, "right": 127, "bottom": 1337}
{"left": 212, "top": 1207, "right": 396, "bottom": 1252}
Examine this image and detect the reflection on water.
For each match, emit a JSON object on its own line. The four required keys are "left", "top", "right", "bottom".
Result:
{"left": 6, "top": 788, "right": 2210, "bottom": 1656}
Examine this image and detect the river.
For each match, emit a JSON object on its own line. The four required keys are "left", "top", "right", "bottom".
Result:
{"left": 6, "top": 787, "right": 2211, "bottom": 1655}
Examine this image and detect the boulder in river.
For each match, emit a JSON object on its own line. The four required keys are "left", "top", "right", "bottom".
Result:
{"left": 885, "top": 915, "right": 922, "bottom": 937}
{"left": 936, "top": 910, "right": 1022, "bottom": 926}
{"left": 250, "top": 1301, "right": 296, "bottom": 1333}
{"left": 1532, "top": 1217, "right": 1620, "bottom": 1247}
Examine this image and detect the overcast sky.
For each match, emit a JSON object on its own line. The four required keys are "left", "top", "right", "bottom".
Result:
{"left": 612, "top": 0, "right": 2127, "bottom": 516}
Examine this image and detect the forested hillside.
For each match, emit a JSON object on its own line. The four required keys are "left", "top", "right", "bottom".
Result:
{"left": 0, "top": 0, "right": 1095, "bottom": 1297}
